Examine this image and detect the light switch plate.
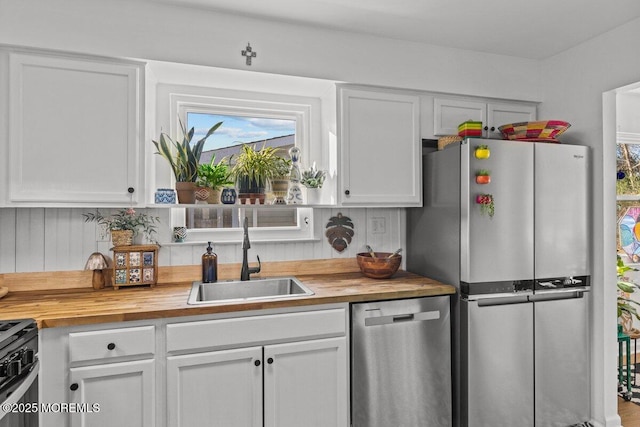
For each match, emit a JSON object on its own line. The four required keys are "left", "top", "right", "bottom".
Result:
{"left": 370, "top": 217, "right": 386, "bottom": 234}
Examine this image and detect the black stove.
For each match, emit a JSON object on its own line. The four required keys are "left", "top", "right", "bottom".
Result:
{"left": 0, "top": 319, "right": 38, "bottom": 395}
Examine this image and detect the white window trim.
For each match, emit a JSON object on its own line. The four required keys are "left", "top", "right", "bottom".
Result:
{"left": 170, "top": 92, "right": 312, "bottom": 163}
{"left": 162, "top": 89, "right": 318, "bottom": 243}
{"left": 174, "top": 207, "right": 315, "bottom": 244}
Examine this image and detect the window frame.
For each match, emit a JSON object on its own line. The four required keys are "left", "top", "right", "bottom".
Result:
{"left": 163, "top": 89, "right": 318, "bottom": 243}
{"left": 617, "top": 132, "right": 640, "bottom": 201}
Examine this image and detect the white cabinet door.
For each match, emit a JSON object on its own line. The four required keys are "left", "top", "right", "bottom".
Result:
{"left": 264, "top": 337, "right": 348, "bottom": 427}
{"left": 68, "top": 359, "right": 155, "bottom": 427}
{"left": 338, "top": 87, "right": 421, "bottom": 206}
{"left": 434, "top": 98, "right": 537, "bottom": 138}
{"left": 487, "top": 102, "right": 537, "bottom": 139}
{"left": 166, "top": 347, "right": 263, "bottom": 427}
{"left": 433, "top": 98, "right": 486, "bottom": 136}
{"left": 7, "top": 51, "right": 143, "bottom": 205}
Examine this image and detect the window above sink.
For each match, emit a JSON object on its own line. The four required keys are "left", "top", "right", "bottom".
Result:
{"left": 150, "top": 61, "right": 337, "bottom": 243}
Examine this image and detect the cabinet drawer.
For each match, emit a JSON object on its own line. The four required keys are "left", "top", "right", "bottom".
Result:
{"left": 167, "top": 308, "right": 346, "bottom": 353}
{"left": 68, "top": 325, "right": 155, "bottom": 363}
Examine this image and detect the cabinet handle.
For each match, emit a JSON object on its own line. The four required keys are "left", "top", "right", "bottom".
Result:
{"left": 483, "top": 126, "right": 488, "bottom": 131}
{"left": 70, "top": 383, "right": 79, "bottom": 391}
{"left": 344, "top": 190, "right": 350, "bottom": 196}
{"left": 490, "top": 126, "right": 495, "bottom": 131}
{"left": 267, "top": 357, "right": 274, "bottom": 364}
{"left": 107, "top": 343, "right": 116, "bottom": 350}
{"left": 127, "top": 187, "right": 135, "bottom": 194}
{"left": 254, "top": 360, "right": 261, "bottom": 367}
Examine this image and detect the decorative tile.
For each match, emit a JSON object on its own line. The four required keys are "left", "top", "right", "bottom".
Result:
{"left": 129, "top": 252, "right": 141, "bottom": 267}
{"left": 143, "top": 252, "right": 154, "bottom": 266}
{"left": 143, "top": 268, "right": 154, "bottom": 282}
{"left": 129, "top": 268, "right": 140, "bottom": 283}
{"left": 115, "top": 253, "right": 127, "bottom": 267}
{"left": 115, "top": 269, "right": 127, "bottom": 284}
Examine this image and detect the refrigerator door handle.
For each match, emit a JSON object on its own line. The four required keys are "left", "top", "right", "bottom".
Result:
{"left": 529, "top": 290, "right": 586, "bottom": 302}
{"left": 364, "top": 310, "right": 441, "bottom": 326}
{"left": 476, "top": 295, "right": 530, "bottom": 307}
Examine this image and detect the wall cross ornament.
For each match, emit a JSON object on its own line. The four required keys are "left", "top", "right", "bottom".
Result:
{"left": 241, "top": 43, "right": 257, "bottom": 66}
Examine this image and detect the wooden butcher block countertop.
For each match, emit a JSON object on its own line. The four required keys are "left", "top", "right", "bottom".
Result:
{"left": 0, "top": 259, "right": 455, "bottom": 329}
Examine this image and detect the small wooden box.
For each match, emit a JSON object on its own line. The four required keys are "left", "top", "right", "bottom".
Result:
{"left": 111, "top": 244, "right": 159, "bottom": 290}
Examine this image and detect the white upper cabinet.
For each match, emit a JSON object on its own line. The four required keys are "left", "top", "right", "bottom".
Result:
{"left": 433, "top": 97, "right": 536, "bottom": 139}
{"left": 338, "top": 86, "right": 421, "bottom": 207}
{"left": 486, "top": 102, "right": 537, "bottom": 138}
{"left": 4, "top": 49, "right": 144, "bottom": 206}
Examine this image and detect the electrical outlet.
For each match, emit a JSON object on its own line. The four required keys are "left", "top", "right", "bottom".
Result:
{"left": 98, "top": 224, "right": 110, "bottom": 241}
{"left": 371, "top": 217, "right": 386, "bottom": 234}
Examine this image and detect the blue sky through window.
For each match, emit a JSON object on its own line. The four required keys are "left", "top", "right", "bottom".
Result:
{"left": 187, "top": 112, "right": 295, "bottom": 152}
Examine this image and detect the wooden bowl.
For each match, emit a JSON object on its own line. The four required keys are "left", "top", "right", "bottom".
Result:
{"left": 356, "top": 252, "right": 402, "bottom": 279}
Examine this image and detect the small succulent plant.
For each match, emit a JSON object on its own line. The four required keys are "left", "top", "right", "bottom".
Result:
{"left": 476, "top": 194, "right": 495, "bottom": 218}
{"left": 300, "top": 164, "right": 327, "bottom": 188}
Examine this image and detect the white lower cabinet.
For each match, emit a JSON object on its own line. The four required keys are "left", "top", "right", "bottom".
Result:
{"left": 40, "top": 323, "right": 157, "bottom": 427}
{"left": 68, "top": 359, "right": 155, "bottom": 427}
{"left": 40, "top": 305, "right": 349, "bottom": 427}
{"left": 264, "top": 337, "right": 347, "bottom": 427}
{"left": 166, "top": 337, "right": 347, "bottom": 427}
{"left": 166, "top": 347, "right": 263, "bottom": 427}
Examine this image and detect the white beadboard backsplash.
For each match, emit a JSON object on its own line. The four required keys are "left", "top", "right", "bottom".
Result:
{"left": 0, "top": 208, "right": 406, "bottom": 273}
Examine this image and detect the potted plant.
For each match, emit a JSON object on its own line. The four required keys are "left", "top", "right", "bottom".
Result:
{"left": 270, "top": 156, "right": 292, "bottom": 204}
{"left": 152, "top": 119, "right": 222, "bottom": 204}
{"left": 300, "top": 164, "right": 327, "bottom": 205}
{"left": 475, "top": 145, "right": 491, "bottom": 159}
{"left": 476, "top": 194, "right": 494, "bottom": 218}
{"left": 618, "top": 255, "right": 640, "bottom": 327}
{"left": 475, "top": 169, "right": 491, "bottom": 184}
{"left": 230, "top": 143, "right": 282, "bottom": 204}
{"left": 196, "top": 155, "right": 234, "bottom": 204}
{"left": 83, "top": 208, "right": 160, "bottom": 245}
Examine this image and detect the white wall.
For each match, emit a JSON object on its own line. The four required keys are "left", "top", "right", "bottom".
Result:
{"left": 538, "top": 17, "right": 640, "bottom": 427}
{"left": 0, "top": 207, "right": 404, "bottom": 274}
{"left": 0, "top": 0, "right": 541, "bottom": 101}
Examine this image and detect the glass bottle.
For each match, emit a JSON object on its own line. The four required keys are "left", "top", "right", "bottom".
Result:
{"left": 202, "top": 241, "right": 218, "bottom": 283}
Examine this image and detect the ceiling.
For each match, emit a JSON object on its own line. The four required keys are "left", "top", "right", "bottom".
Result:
{"left": 154, "top": 0, "right": 640, "bottom": 60}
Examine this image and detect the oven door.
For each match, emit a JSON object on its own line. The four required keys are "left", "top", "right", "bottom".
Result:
{"left": 0, "top": 360, "right": 39, "bottom": 427}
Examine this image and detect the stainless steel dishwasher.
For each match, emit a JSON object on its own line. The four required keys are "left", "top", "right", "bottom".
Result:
{"left": 351, "top": 296, "right": 452, "bottom": 427}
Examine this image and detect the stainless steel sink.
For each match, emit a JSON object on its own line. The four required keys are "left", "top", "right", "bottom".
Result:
{"left": 187, "top": 277, "right": 314, "bottom": 305}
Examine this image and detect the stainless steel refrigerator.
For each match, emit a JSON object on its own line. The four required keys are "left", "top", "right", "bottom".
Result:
{"left": 407, "top": 138, "right": 591, "bottom": 427}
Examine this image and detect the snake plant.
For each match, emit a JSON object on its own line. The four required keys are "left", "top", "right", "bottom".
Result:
{"left": 153, "top": 119, "right": 222, "bottom": 182}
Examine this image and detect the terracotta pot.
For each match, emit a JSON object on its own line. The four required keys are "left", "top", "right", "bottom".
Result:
{"left": 175, "top": 182, "right": 196, "bottom": 204}
{"left": 238, "top": 177, "right": 265, "bottom": 204}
